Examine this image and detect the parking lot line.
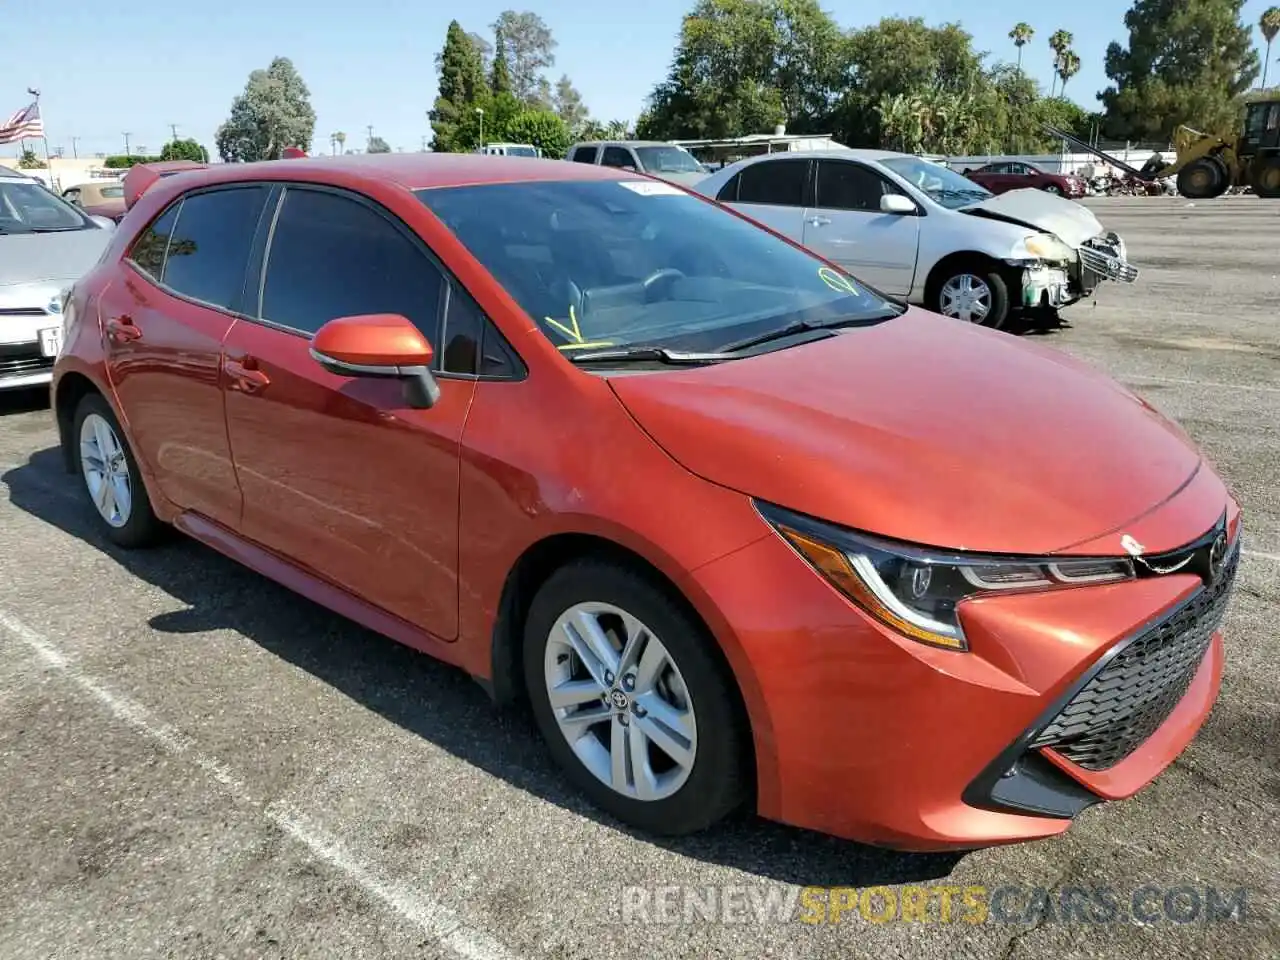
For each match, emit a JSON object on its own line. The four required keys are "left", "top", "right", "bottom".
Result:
{"left": 1120, "top": 374, "right": 1280, "bottom": 395}
{"left": 0, "top": 607, "right": 525, "bottom": 960}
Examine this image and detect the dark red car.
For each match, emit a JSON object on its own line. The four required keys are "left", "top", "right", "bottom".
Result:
{"left": 49, "top": 154, "right": 1239, "bottom": 851}
{"left": 964, "top": 161, "right": 1087, "bottom": 198}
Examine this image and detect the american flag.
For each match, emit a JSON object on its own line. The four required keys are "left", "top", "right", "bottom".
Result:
{"left": 0, "top": 102, "right": 43, "bottom": 145}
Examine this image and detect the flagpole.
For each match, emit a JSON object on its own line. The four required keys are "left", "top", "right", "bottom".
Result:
{"left": 27, "top": 87, "right": 54, "bottom": 189}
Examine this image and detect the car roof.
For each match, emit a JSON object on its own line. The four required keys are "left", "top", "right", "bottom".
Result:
{"left": 153, "top": 153, "right": 645, "bottom": 192}
{"left": 571, "top": 140, "right": 672, "bottom": 148}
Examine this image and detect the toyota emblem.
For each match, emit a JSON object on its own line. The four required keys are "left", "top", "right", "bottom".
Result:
{"left": 1208, "top": 532, "right": 1228, "bottom": 583}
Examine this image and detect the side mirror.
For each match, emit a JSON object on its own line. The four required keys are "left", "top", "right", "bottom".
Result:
{"left": 310, "top": 313, "right": 442, "bottom": 409}
{"left": 89, "top": 215, "right": 117, "bottom": 231}
{"left": 880, "top": 194, "right": 917, "bottom": 215}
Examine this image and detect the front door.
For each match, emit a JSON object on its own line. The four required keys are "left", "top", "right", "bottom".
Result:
{"left": 101, "top": 185, "right": 271, "bottom": 528}
{"left": 801, "top": 159, "right": 920, "bottom": 297}
{"left": 221, "top": 185, "right": 475, "bottom": 639}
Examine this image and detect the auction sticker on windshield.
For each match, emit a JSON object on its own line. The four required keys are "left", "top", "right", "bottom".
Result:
{"left": 617, "top": 180, "right": 686, "bottom": 196}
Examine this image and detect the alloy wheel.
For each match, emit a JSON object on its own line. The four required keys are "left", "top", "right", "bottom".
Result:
{"left": 939, "top": 274, "right": 993, "bottom": 323}
{"left": 79, "top": 412, "right": 133, "bottom": 528}
{"left": 543, "top": 601, "right": 698, "bottom": 802}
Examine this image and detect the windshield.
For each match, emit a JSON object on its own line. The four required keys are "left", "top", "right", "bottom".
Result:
{"left": 880, "top": 157, "right": 992, "bottom": 209}
{"left": 0, "top": 180, "right": 92, "bottom": 233}
{"left": 634, "top": 146, "right": 705, "bottom": 174}
{"left": 505, "top": 145, "right": 538, "bottom": 157}
{"left": 417, "top": 179, "right": 898, "bottom": 355}
{"left": 99, "top": 184, "right": 124, "bottom": 198}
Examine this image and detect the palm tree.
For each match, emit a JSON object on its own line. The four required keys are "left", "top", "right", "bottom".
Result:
{"left": 1057, "top": 50, "right": 1082, "bottom": 96}
{"left": 335, "top": 131, "right": 347, "bottom": 155}
{"left": 1262, "top": 8, "right": 1280, "bottom": 89}
{"left": 1048, "top": 29, "right": 1073, "bottom": 96}
{"left": 1009, "top": 23, "right": 1034, "bottom": 72}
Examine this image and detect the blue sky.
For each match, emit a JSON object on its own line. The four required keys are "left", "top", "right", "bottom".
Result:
{"left": 3, "top": 0, "right": 1277, "bottom": 159}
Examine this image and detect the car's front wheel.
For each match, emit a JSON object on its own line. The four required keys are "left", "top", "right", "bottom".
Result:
{"left": 931, "top": 265, "right": 1011, "bottom": 329}
{"left": 1043, "top": 184, "right": 1062, "bottom": 195}
{"left": 72, "top": 392, "right": 164, "bottom": 548}
{"left": 523, "top": 559, "right": 750, "bottom": 835}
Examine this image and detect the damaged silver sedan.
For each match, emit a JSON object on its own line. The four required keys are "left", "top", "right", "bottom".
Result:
{"left": 694, "top": 149, "right": 1138, "bottom": 329}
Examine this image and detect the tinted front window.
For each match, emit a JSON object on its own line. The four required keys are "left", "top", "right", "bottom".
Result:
{"left": 571, "top": 146, "right": 599, "bottom": 164}
{"left": 600, "top": 146, "right": 634, "bottom": 168}
{"left": 129, "top": 204, "right": 179, "bottom": 278}
{"left": 261, "top": 188, "right": 444, "bottom": 339}
{"left": 633, "top": 146, "right": 704, "bottom": 174}
{"left": 880, "top": 157, "right": 992, "bottom": 209}
{"left": 161, "top": 187, "right": 267, "bottom": 310}
{"left": 736, "top": 159, "right": 807, "bottom": 206}
{"left": 506, "top": 146, "right": 538, "bottom": 157}
{"left": 0, "top": 180, "right": 90, "bottom": 233}
{"left": 815, "top": 161, "right": 898, "bottom": 211}
{"left": 417, "top": 179, "right": 896, "bottom": 355}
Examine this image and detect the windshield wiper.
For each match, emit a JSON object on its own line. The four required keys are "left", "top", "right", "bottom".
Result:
{"left": 565, "top": 346, "right": 735, "bottom": 365}
{"left": 719, "top": 314, "right": 892, "bottom": 353}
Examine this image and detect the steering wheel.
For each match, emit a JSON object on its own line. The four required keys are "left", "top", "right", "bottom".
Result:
{"left": 641, "top": 268, "right": 686, "bottom": 302}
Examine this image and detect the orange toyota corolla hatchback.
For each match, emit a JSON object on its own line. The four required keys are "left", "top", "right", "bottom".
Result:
{"left": 51, "top": 155, "right": 1240, "bottom": 851}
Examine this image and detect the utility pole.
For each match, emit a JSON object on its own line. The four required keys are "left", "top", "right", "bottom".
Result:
{"left": 122, "top": 132, "right": 132, "bottom": 156}
{"left": 421, "top": 135, "right": 427, "bottom": 152}
{"left": 366, "top": 124, "right": 374, "bottom": 149}
{"left": 169, "top": 123, "right": 179, "bottom": 141}
{"left": 70, "top": 136, "right": 80, "bottom": 159}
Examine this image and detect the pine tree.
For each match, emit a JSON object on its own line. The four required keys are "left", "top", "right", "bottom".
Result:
{"left": 430, "top": 21, "right": 487, "bottom": 151}
{"left": 491, "top": 28, "right": 512, "bottom": 96}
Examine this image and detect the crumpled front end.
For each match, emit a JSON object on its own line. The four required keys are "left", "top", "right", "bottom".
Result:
{"left": 1019, "top": 230, "right": 1139, "bottom": 311}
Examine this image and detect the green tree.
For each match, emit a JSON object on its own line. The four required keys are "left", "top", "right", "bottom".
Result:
{"left": 367, "top": 135, "right": 391, "bottom": 153}
{"left": 430, "top": 20, "right": 488, "bottom": 151}
{"left": 490, "top": 28, "right": 513, "bottom": 95}
{"left": 1099, "top": 0, "right": 1260, "bottom": 141}
{"left": 1057, "top": 49, "right": 1081, "bottom": 95}
{"left": 17, "top": 147, "right": 44, "bottom": 169}
{"left": 454, "top": 91, "right": 523, "bottom": 151}
{"left": 552, "top": 75, "right": 589, "bottom": 135}
{"left": 160, "top": 138, "right": 209, "bottom": 162}
{"left": 1261, "top": 7, "right": 1280, "bottom": 89}
{"left": 1009, "top": 22, "right": 1034, "bottom": 72}
{"left": 215, "top": 57, "right": 316, "bottom": 162}
{"left": 639, "top": 0, "right": 842, "bottom": 140}
{"left": 492, "top": 11, "right": 557, "bottom": 106}
{"left": 504, "top": 109, "right": 572, "bottom": 157}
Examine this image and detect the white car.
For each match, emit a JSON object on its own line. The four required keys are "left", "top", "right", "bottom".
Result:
{"left": 694, "top": 149, "right": 1138, "bottom": 329}
{"left": 1, "top": 171, "right": 115, "bottom": 392}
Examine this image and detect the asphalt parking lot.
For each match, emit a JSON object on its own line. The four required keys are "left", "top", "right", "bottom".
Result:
{"left": 1, "top": 195, "right": 1277, "bottom": 960}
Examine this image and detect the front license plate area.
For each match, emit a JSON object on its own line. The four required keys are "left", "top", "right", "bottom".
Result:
{"left": 39, "top": 326, "right": 62, "bottom": 358}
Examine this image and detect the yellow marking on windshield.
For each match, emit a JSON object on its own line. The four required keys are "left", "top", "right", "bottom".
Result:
{"left": 557, "top": 341, "right": 616, "bottom": 350}
{"left": 818, "top": 266, "right": 860, "bottom": 295}
{"left": 545, "top": 304, "right": 587, "bottom": 343}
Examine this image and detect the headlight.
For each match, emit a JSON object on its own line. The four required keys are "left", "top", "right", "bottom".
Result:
{"left": 46, "top": 295, "right": 63, "bottom": 315}
{"left": 756, "top": 501, "right": 1133, "bottom": 651}
{"left": 1018, "top": 233, "right": 1075, "bottom": 263}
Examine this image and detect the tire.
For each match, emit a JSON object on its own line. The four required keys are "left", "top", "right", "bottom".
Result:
{"left": 930, "top": 263, "right": 1011, "bottom": 329}
{"left": 1043, "top": 184, "right": 1062, "bottom": 195}
{"left": 1177, "top": 157, "right": 1228, "bottom": 199}
{"left": 523, "top": 559, "right": 750, "bottom": 836}
{"left": 1252, "top": 156, "right": 1280, "bottom": 199}
{"left": 71, "top": 392, "right": 165, "bottom": 548}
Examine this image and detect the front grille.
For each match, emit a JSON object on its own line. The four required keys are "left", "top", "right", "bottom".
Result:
{"left": 1030, "top": 537, "right": 1239, "bottom": 771}
{"left": 0, "top": 343, "right": 53, "bottom": 378}
{"left": 0, "top": 307, "right": 48, "bottom": 317}
{"left": 1079, "top": 244, "right": 1139, "bottom": 284}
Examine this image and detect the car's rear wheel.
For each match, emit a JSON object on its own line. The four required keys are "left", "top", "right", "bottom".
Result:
{"left": 933, "top": 266, "right": 1011, "bottom": 329}
{"left": 523, "top": 559, "right": 749, "bottom": 835}
{"left": 73, "top": 393, "right": 164, "bottom": 548}
{"left": 1177, "top": 157, "right": 1229, "bottom": 199}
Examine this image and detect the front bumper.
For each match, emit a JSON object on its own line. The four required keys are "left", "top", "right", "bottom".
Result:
{"left": 692, "top": 511, "right": 1237, "bottom": 851}
{"left": 1015, "top": 232, "right": 1138, "bottom": 310}
{"left": 0, "top": 310, "right": 63, "bottom": 391}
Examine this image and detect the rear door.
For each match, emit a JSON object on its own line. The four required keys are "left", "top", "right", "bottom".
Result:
{"left": 101, "top": 184, "right": 271, "bottom": 528}
{"left": 717, "top": 157, "right": 809, "bottom": 240}
{"left": 802, "top": 159, "right": 920, "bottom": 297}
{"left": 220, "top": 184, "right": 483, "bottom": 639}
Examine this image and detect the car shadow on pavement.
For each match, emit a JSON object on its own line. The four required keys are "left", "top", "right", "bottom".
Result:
{"left": 0, "top": 387, "right": 51, "bottom": 418}
{"left": 2, "top": 446, "right": 965, "bottom": 888}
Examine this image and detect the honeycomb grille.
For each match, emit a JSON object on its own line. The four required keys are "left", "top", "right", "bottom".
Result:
{"left": 1031, "top": 539, "right": 1239, "bottom": 771}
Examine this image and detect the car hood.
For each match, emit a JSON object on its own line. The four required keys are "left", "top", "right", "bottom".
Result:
{"left": 650, "top": 171, "right": 710, "bottom": 188}
{"left": 0, "top": 228, "right": 111, "bottom": 287}
{"left": 960, "top": 189, "right": 1104, "bottom": 248}
{"left": 607, "top": 309, "right": 1203, "bottom": 556}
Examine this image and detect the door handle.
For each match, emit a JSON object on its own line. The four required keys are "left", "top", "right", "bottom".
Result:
{"left": 105, "top": 316, "right": 141, "bottom": 342}
{"left": 805, "top": 216, "right": 831, "bottom": 226}
{"left": 224, "top": 357, "right": 271, "bottom": 393}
